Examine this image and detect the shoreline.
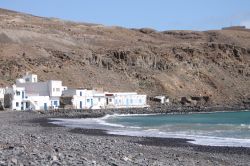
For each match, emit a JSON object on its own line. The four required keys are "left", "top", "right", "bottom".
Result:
{"left": 0, "top": 107, "right": 249, "bottom": 165}
{"left": 42, "top": 119, "right": 250, "bottom": 155}
{"left": 35, "top": 109, "right": 250, "bottom": 152}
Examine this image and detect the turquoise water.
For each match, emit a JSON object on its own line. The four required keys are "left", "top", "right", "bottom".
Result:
{"left": 51, "top": 110, "right": 250, "bottom": 147}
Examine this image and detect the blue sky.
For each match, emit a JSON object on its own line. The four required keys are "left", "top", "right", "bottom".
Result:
{"left": 0, "top": 0, "right": 250, "bottom": 31}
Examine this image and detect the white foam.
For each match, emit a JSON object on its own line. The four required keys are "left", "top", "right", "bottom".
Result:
{"left": 108, "top": 130, "right": 250, "bottom": 148}
{"left": 51, "top": 117, "right": 125, "bottom": 129}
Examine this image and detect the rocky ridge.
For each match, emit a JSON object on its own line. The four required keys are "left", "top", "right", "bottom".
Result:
{"left": 0, "top": 8, "right": 250, "bottom": 107}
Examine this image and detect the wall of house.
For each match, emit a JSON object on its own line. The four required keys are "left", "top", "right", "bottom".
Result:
{"left": 93, "top": 95, "right": 106, "bottom": 109}
{"left": 50, "top": 97, "right": 60, "bottom": 109}
{"left": 72, "top": 95, "right": 94, "bottom": 109}
{"left": 76, "top": 89, "right": 95, "bottom": 97}
{"left": 11, "top": 86, "right": 25, "bottom": 111}
{"left": 26, "top": 96, "right": 51, "bottom": 110}
{"left": 48, "top": 80, "right": 66, "bottom": 97}
{"left": 111, "top": 93, "right": 147, "bottom": 108}
{"left": 0, "top": 88, "right": 5, "bottom": 99}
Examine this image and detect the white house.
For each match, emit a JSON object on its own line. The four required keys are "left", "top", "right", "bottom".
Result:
{"left": 62, "top": 89, "right": 106, "bottom": 109}
{"left": 63, "top": 90, "right": 148, "bottom": 109}
{"left": 153, "top": 96, "right": 170, "bottom": 104}
{"left": 4, "top": 73, "right": 149, "bottom": 111}
{"left": 105, "top": 92, "right": 148, "bottom": 108}
{"left": 5, "top": 73, "right": 67, "bottom": 111}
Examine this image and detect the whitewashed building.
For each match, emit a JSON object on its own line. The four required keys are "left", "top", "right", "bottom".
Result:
{"left": 105, "top": 92, "right": 148, "bottom": 108}
{"left": 63, "top": 90, "right": 148, "bottom": 109}
{"left": 4, "top": 73, "right": 149, "bottom": 111}
{"left": 5, "top": 73, "right": 67, "bottom": 111}
{"left": 62, "top": 89, "right": 106, "bottom": 109}
{"left": 153, "top": 96, "right": 170, "bottom": 104}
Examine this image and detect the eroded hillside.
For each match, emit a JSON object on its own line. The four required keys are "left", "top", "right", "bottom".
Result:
{"left": 0, "top": 8, "right": 250, "bottom": 106}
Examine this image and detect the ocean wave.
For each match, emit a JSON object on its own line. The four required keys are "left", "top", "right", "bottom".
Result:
{"left": 100, "top": 113, "right": 162, "bottom": 119}
{"left": 108, "top": 130, "right": 250, "bottom": 147}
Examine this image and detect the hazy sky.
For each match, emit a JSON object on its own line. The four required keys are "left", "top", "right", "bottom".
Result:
{"left": 0, "top": 0, "right": 250, "bottom": 31}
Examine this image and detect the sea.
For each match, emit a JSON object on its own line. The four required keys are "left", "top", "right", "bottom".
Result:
{"left": 51, "top": 110, "right": 250, "bottom": 147}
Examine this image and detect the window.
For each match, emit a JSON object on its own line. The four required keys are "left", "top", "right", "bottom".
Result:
{"left": 16, "top": 102, "right": 19, "bottom": 107}
{"left": 139, "top": 99, "right": 142, "bottom": 103}
{"left": 53, "top": 88, "right": 55, "bottom": 92}
{"left": 87, "top": 99, "right": 90, "bottom": 103}
{"left": 109, "top": 98, "right": 112, "bottom": 102}
{"left": 56, "top": 88, "right": 60, "bottom": 92}
{"left": 98, "top": 98, "right": 101, "bottom": 102}
{"left": 130, "top": 99, "right": 133, "bottom": 104}
{"left": 25, "top": 78, "right": 29, "bottom": 82}
{"left": 54, "top": 101, "right": 58, "bottom": 106}
{"left": 16, "top": 91, "right": 20, "bottom": 96}
{"left": 80, "top": 92, "right": 82, "bottom": 96}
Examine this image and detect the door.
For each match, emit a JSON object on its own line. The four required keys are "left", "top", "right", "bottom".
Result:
{"left": 80, "top": 101, "right": 82, "bottom": 109}
{"left": 44, "top": 103, "right": 48, "bottom": 111}
{"left": 21, "top": 102, "right": 24, "bottom": 110}
{"left": 26, "top": 102, "right": 30, "bottom": 110}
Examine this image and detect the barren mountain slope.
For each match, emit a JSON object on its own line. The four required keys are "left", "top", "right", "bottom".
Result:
{"left": 0, "top": 8, "right": 250, "bottom": 106}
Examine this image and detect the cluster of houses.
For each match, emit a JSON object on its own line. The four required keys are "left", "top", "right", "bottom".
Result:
{"left": 0, "top": 73, "right": 149, "bottom": 111}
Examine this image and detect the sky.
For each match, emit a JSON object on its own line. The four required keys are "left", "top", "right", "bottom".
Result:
{"left": 0, "top": 0, "right": 250, "bottom": 31}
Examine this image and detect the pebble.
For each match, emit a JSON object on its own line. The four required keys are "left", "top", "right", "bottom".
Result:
{"left": 11, "top": 158, "right": 18, "bottom": 165}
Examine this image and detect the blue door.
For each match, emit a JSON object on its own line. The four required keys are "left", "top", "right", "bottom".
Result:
{"left": 80, "top": 101, "right": 82, "bottom": 109}
{"left": 44, "top": 103, "right": 48, "bottom": 111}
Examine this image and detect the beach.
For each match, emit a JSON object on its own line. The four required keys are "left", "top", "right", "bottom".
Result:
{"left": 0, "top": 109, "right": 250, "bottom": 166}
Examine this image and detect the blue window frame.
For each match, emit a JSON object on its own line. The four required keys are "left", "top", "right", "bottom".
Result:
{"left": 80, "top": 92, "right": 82, "bottom": 96}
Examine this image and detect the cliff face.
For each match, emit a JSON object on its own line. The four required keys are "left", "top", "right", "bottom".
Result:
{"left": 0, "top": 8, "right": 250, "bottom": 106}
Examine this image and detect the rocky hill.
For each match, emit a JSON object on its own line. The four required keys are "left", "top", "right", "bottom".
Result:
{"left": 0, "top": 8, "right": 250, "bottom": 107}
